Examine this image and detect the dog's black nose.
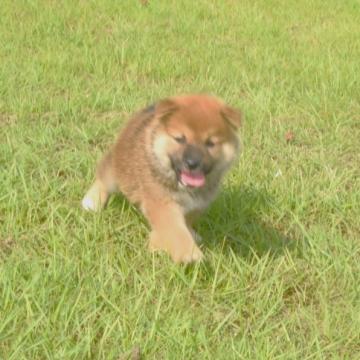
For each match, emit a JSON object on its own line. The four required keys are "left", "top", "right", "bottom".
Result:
{"left": 183, "top": 146, "right": 203, "bottom": 170}
{"left": 184, "top": 157, "right": 200, "bottom": 170}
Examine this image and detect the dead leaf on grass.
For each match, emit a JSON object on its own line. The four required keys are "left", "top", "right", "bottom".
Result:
{"left": 118, "top": 345, "right": 141, "bottom": 360}
{"left": 285, "top": 130, "right": 295, "bottom": 143}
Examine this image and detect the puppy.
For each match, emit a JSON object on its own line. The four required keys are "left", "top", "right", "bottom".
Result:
{"left": 82, "top": 94, "right": 241, "bottom": 263}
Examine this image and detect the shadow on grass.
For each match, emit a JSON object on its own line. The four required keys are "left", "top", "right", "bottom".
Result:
{"left": 107, "top": 185, "right": 294, "bottom": 260}
{"left": 198, "top": 185, "right": 294, "bottom": 259}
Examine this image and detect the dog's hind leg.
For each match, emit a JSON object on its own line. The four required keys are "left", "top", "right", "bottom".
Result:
{"left": 82, "top": 152, "right": 117, "bottom": 211}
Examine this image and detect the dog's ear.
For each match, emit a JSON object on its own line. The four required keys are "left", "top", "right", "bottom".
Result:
{"left": 155, "top": 98, "right": 179, "bottom": 122}
{"left": 221, "top": 105, "right": 242, "bottom": 130}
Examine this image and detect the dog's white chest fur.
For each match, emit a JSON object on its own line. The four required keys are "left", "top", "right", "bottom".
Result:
{"left": 174, "top": 188, "right": 216, "bottom": 215}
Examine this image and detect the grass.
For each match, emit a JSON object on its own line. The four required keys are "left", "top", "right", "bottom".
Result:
{"left": 1, "top": 0, "right": 360, "bottom": 358}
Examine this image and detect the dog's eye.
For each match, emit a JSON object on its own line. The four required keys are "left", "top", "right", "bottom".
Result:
{"left": 173, "top": 135, "right": 186, "bottom": 144}
{"left": 205, "top": 139, "right": 216, "bottom": 148}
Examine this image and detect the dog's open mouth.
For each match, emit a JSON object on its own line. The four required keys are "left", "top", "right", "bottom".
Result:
{"left": 179, "top": 170, "right": 205, "bottom": 188}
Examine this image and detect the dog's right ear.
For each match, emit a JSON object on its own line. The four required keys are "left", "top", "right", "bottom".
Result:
{"left": 155, "top": 98, "right": 179, "bottom": 122}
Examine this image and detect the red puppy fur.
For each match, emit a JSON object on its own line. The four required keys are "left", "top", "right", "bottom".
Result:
{"left": 82, "top": 94, "right": 242, "bottom": 263}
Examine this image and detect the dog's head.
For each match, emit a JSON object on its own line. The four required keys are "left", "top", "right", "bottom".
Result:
{"left": 150, "top": 94, "right": 242, "bottom": 189}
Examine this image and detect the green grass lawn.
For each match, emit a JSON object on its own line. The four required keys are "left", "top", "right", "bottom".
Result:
{"left": 1, "top": 0, "right": 360, "bottom": 358}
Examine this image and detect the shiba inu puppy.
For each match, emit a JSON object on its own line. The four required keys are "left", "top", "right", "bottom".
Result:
{"left": 82, "top": 94, "right": 242, "bottom": 263}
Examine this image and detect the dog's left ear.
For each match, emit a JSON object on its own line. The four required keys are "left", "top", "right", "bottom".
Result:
{"left": 221, "top": 105, "right": 242, "bottom": 130}
{"left": 155, "top": 98, "right": 179, "bottom": 122}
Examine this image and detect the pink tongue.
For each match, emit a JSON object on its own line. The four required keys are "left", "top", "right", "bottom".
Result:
{"left": 180, "top": 171, "right": 205, "bottom": 187}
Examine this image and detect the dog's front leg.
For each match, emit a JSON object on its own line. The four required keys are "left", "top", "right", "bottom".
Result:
{"left": 143, "top": 201, "right": 203, "bottom": 264}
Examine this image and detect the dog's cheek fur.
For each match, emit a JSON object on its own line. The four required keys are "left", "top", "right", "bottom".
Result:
{"left": 222, "top": 142, "right": 237, "bottom": 163}
{"left": 152, "top": 133, "right": 171, "bottom": 167}
{"left": 152, "top": 133, "right": 180, "bottom": 182}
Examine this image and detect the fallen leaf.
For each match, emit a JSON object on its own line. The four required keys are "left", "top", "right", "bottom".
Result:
{"left": 131, "top": 346, "right": 141, "bottom": 360}
{"left": 285, "top": 130, "right": 295, "bottom": 143}
{"left": 117, "top": 345, "right": 141, "bottom": 360}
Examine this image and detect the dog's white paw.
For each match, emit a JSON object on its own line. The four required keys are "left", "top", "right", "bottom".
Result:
{"left": 81, "top": 182, "right": 103, "bottom": 212}
{"left": 82, "top": 195, "right": 98, "bottom": 211}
